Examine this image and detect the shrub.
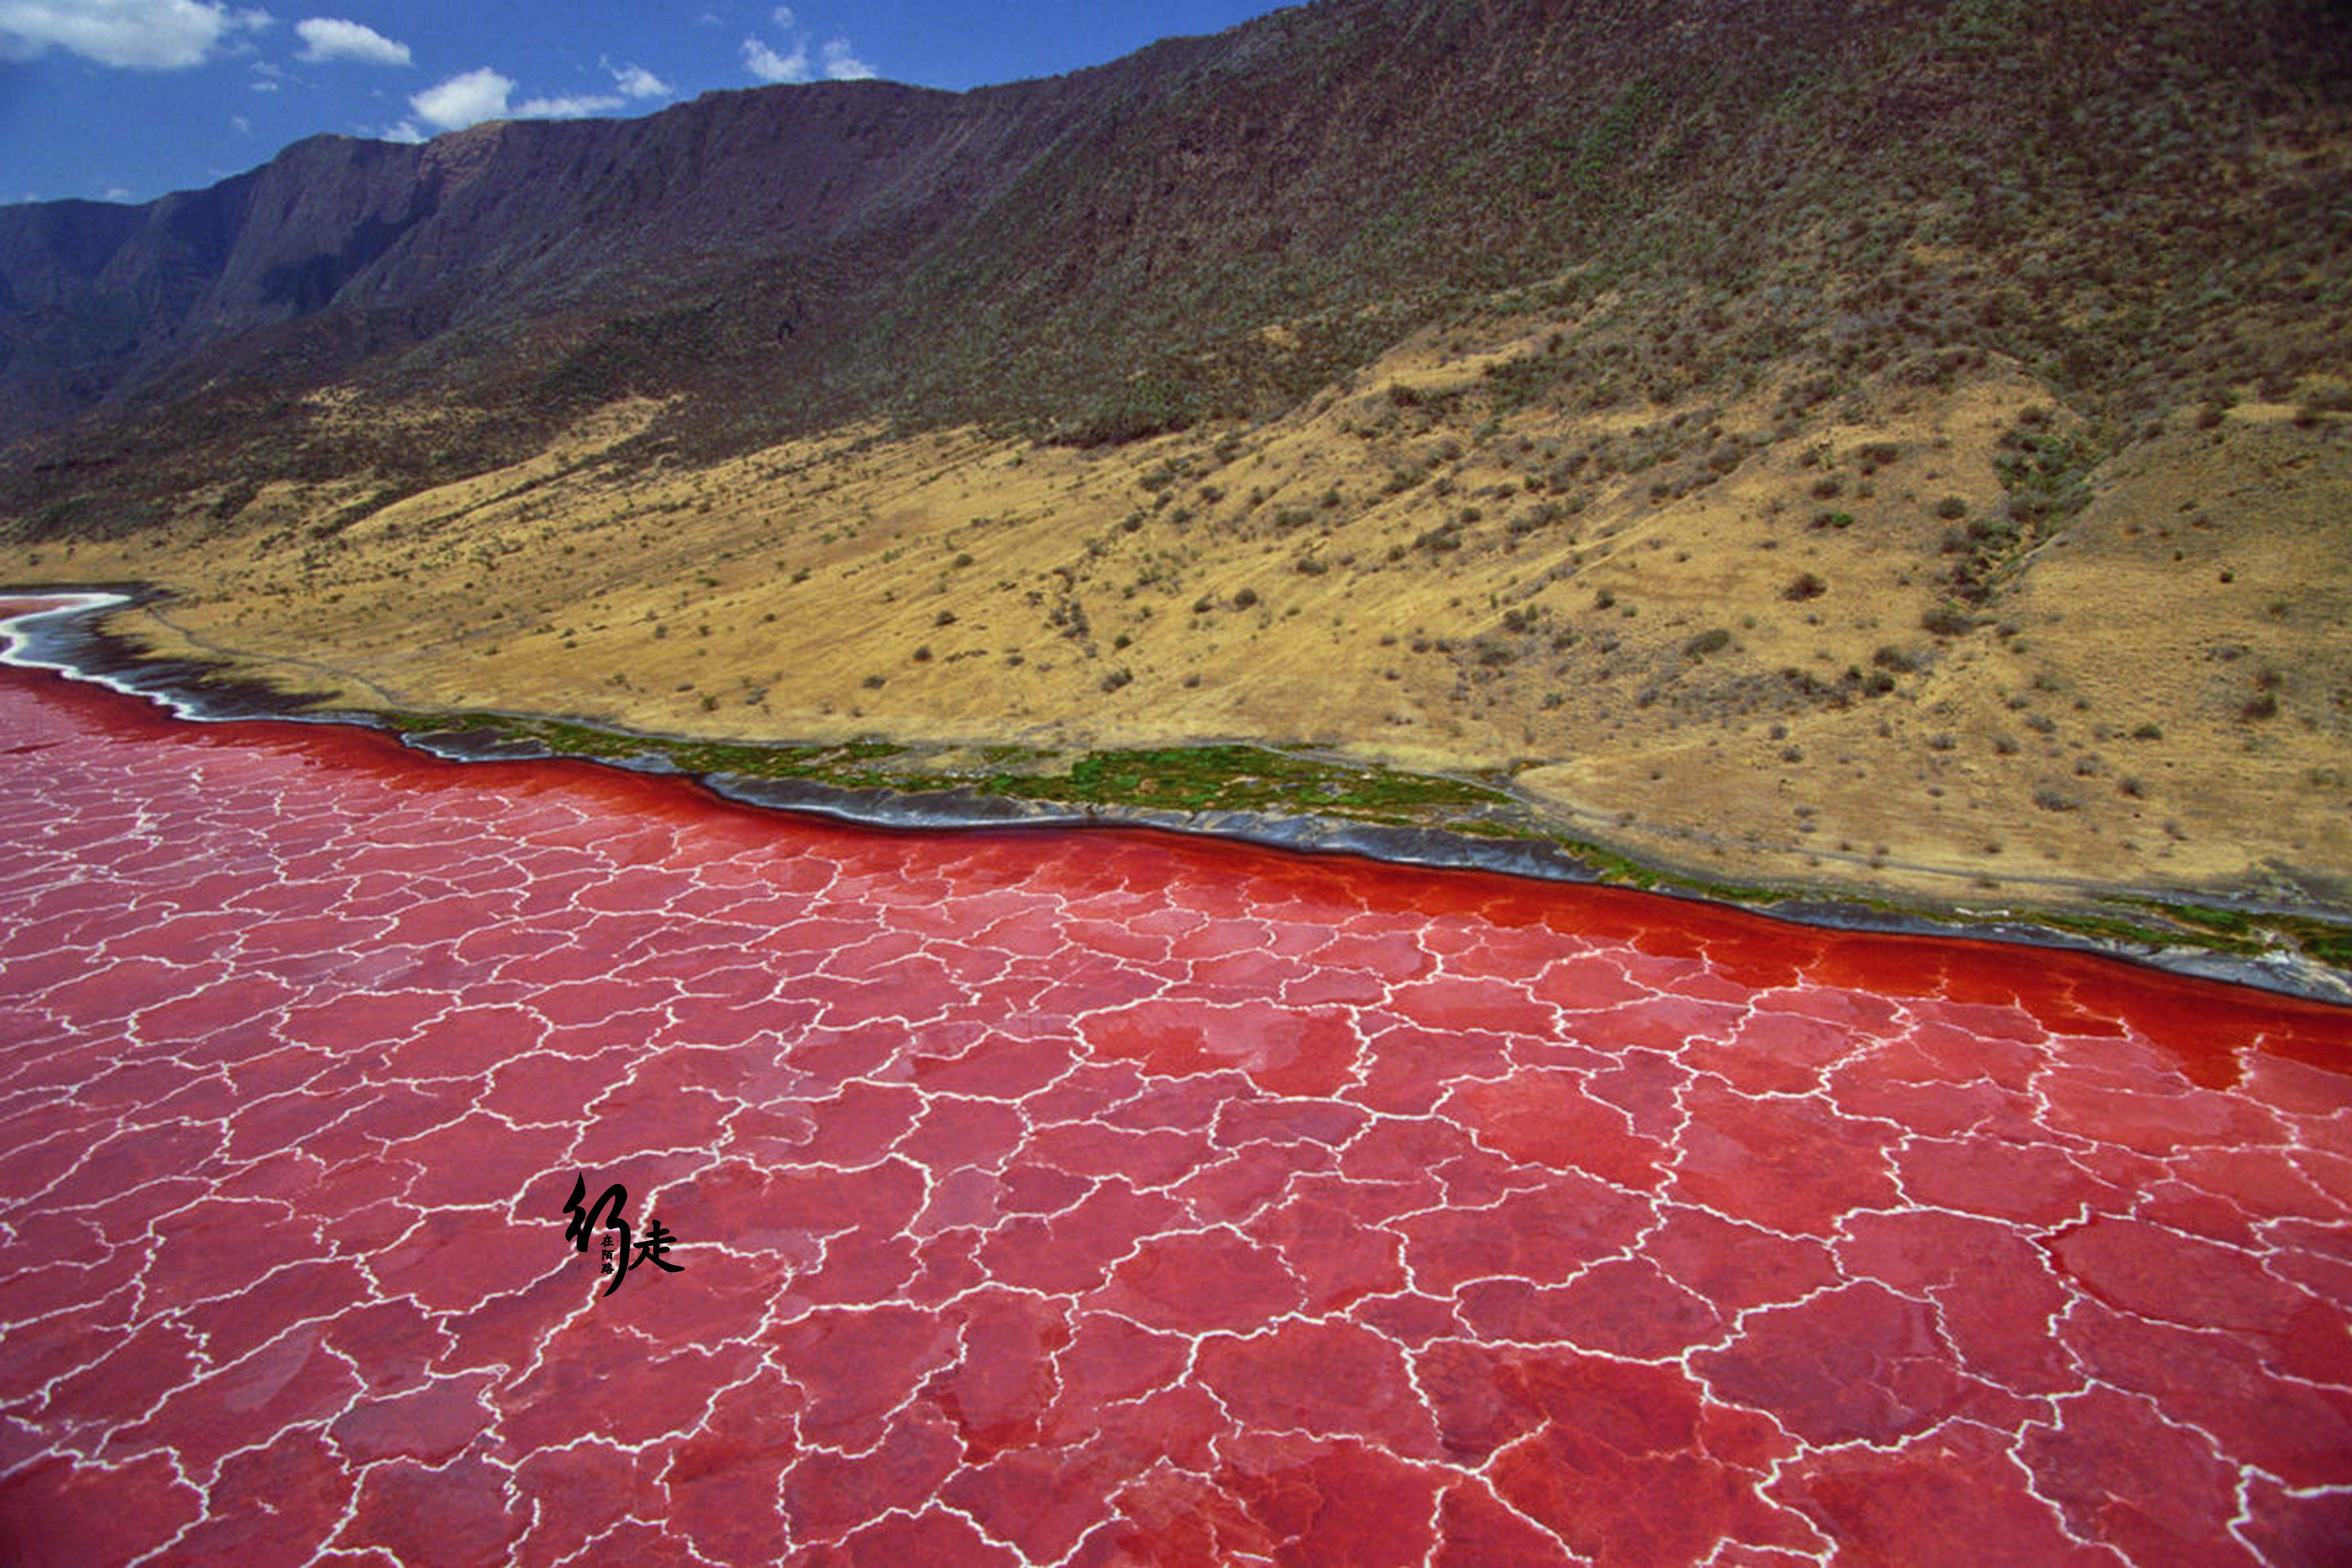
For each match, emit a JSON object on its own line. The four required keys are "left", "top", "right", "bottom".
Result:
{"left": 1683, "top": 628, "right": 1732, "bottom": 657}
{"left": 1058, "top": 377, "right": 1201, "bottom": 447}
{"left": 1784, "top": 572, "right": 1827, "bottom": 601}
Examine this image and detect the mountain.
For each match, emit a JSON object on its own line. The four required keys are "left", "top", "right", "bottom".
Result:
{"left": 5, "top": 0, "right": 2344, "bottom": 528}
{"left": 0, "top": 0, "right": 2348, "bottom": 942}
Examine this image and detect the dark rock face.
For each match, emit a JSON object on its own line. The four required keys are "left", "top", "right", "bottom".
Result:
{"left": 2, "top": 0, "right": 2346, "bottom": 527}
{"left": 0, "top": 84, "right": 1031, "bottom": 440}
{"left": 0, "top": 18, "right": 1278, "bottom": 445}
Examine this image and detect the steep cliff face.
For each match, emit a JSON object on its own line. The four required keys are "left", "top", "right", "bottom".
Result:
{"left": 0, "top": 81, "right": 1068, "bottom": 441}
{"left": 0, "top": 0, "right": 2346, "bottom": 534}
{"left": 0, "top": 141, "right": 423, "bottom": 436}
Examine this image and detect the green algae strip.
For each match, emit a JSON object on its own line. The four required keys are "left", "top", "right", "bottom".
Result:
{"left": 374, "top": 706, "right": 2351, "bottom": 980}
{"left": 378, "top": 713, "right": 1514, "bottom": 820}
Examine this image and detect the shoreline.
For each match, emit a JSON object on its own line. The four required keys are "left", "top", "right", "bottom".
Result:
{"left": 4, "top": 582, "right": 2348, "bottom": 1007}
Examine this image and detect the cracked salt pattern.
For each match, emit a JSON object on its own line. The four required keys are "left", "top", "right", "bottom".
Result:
{"left": 0, "top": 637, "right": 2347, "bottom": 1566}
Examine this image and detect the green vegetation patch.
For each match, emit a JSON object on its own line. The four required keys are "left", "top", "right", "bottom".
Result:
{"left": 2090, "top": 897, "right": 2352, "bottom": 970}
{"left": 374, "top": 706, "right": 2350, "bottom": 989}
{"left": 1993, "top": 425, "right": 2105, "bottom": 527}
{"left": 2266, "top": 915, "right": 2352, "bottom": 971}
{"left": 381, "top": 709, "right": 831, "bottom": 778}
{"left": 380, "top": 713, "right": 1512, "bottom": 825}
{"left": 998, "top": 743, "right": 1510, "bottom": 819}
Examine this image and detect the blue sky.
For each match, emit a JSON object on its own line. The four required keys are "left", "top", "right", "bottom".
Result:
{"left": 0, "top": 1, "right": 1290, "bottom": 205}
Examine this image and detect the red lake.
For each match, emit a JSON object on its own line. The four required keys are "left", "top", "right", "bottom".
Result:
{"left": 1, "top": 616, "right": 2348, "bottom": 1566}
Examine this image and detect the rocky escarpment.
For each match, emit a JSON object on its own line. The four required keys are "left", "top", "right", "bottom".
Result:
{"left": 3, "top": 0, "right": 2344, "bottom": 539}
{"left": 0, "top": 78, "right": 1094, "bottom": 443}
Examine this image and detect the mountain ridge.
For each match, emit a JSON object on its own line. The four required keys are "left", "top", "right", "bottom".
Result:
{"left": 5, "top": 0, "right": 2336, "bottom": 522}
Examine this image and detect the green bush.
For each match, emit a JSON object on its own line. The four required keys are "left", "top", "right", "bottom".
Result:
{"left": 1683, "top": 628, "right": 1732, "bottom": 657}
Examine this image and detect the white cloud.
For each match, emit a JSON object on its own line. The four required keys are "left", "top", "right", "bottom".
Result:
{"left": 606, "top": 60, "right": 668, "bottom": 99}
{"left": 0, "top": 0, "right": 269, "bottom": 70}
{"left": 745, "top": 15, "right": 874, "bottom": 87}
{"left": 231, "top": 112, "right": 250, "bottom": 132}
{"left": 514, "top": 92, "right": 622, "bottom": 119}
{"left": 105, "top": 185, "right": 134, "bottom": 201}
{"left": 381, "top": 119, "right": 423, "bottom": 143}
{"left": 741, "top": 33, "right": 805, "bottom": 84}
{"left": 394, "top": 63, "right": 646, "bottom": 138}
{"left": 410, "top": 66, "right": 512, "bottom": 131}
{"left": 294, "top": 16, "right": 408, "bottom": 66}
{"left": 818, "top": 38, "right": 871, "bottom": 80}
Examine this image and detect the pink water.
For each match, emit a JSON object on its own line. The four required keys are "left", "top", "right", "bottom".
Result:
{"left": 1, "top": 648, "right": 2347, "bottom": 1566}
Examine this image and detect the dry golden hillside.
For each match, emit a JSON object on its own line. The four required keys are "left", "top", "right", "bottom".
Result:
{"left": 11, "top": 316, "right": 2347, "bottom": 925}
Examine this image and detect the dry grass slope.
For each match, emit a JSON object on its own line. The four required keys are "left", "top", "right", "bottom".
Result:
{"left": 8, "top": 317, "right": 2346, "bottom": 920}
